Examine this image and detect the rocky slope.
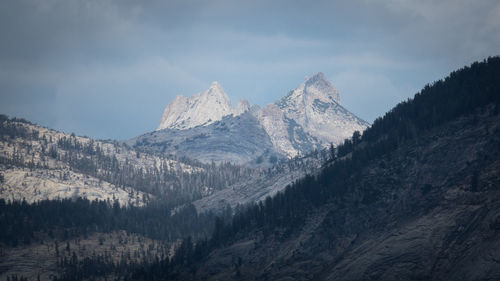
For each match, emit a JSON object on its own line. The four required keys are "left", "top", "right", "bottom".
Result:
{"left": 0, "top": 117, "right": 202, "bottom": 205}
{"left": 183, "top": 104, "right": 500, "bottom": 281}
{"left": 144, "top": 73, "right": 368, "bottom": 164}
{"left": 263, "top": 72, "right": 369, "bottom": 157}
{"left": 155, "top": 58, "right": 500, "bottom": 281}
{"left": 193, "top": 150, "right": 326, "bottom": 214}
{"left": 2, "top": 168, "right": 146, "bottom": 206}
{"left": 255, "top": 104, "right": 320, "bottom": 158}
{"left": 130, "top": 112, "right": 281, "bottom": 165}
{"left": 157, "top": 82, "right": 248, "bottom": 130}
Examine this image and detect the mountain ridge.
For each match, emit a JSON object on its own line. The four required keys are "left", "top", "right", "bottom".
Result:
{"left": 274, "top": 72, "right": 369, "bottom": 152}
{"left": 130, "top": 111, "right": 280, "bottom": 165}
{"left": 157, "top": 81, "right": 249, "bottom": 131}
{"left": 130, "top": 57, "right": 500, "bottom": 281}
{"left": 1, "top": 58, "right": 499, "bottom": 281}
{"left": 149, "top": 73, "right": 368, "bottom": 161}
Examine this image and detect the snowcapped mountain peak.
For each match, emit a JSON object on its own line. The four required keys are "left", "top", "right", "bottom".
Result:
{"left": 235, "top": 99, "right": 250, "bottom": 115}
{"left": 305, "top": 72, "right": 327, "bottom": 84}
{"left": 196, "top": 81, "right": 232, "bottom": 109}
{"left": 270, "top": 72, "right": 368, "bottom": 151}
{"left": 276, "top": 72, "right": 340, "bottom": 111}
{"left": 207, "top": 81, "right": 225, "bottom": 95}
{"left": 157, "top": 82, "right": 241, "bottom": 131}
{"left": 302, "top": 72, "right": 340, "bottom": 104}
{"left": 156, "top": 74, "right": 368, "bottom": 159}
{"left": 210, "top": 80, "right": 222, "bottom": 88}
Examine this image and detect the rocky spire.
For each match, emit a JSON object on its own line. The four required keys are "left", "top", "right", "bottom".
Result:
{"left": 157, "top": 82, "right": 235, "bottom": 130}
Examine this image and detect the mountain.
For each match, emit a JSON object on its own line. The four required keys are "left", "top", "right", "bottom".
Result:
{"left": 0, "top": 115, "right": 255, "bottom": 280}
{"left": 0, "top": 116, "right": 259, "bottom": 206}
{"left": 130, "top": 57, "right": 500, "bottom": 281}
{"left": 129, "top": 112, "right": 281, "bottom": 165}
{"left": 2, "top": 58, "right": 499, "bottom": 281}
{"left": 259, "top": 73, "right": 369, "bottom": 157}
{"left": 190, "top": 107, "right": 500, "bottom": 281}
{"left": 0, "top": 118, "right": 157, "bottom": 206}
{"left": 277, "top": 72, "right": 368, "bottom": 149}
{"left": 193, "top": 150, "right": 326, "bottom": 214}
{"left": 157, "top": 82, "right": 248, "bottom": 130}
{"left": 141, "top": 73, "right": 368, "bottom": 163}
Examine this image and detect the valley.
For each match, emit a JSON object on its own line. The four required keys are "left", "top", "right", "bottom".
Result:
{"left": 1, "top": 58, "right": 500, "bottom": 280}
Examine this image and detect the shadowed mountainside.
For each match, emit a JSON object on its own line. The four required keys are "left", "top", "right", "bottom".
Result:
{"left": 130, "top": 57, "right": 500, "bottom": 281}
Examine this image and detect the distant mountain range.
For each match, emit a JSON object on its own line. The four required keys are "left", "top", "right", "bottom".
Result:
{"left": 131, "top": 57, "right": 500, "bottom": 281}
{"left": 2, "top": 58, "right": 500, "bottom": 281}
{"left": 130, "top": 73, "right": 369, "bottom": 164}
{"left": 157, "top": 81, "right": 250, "bottom": 131}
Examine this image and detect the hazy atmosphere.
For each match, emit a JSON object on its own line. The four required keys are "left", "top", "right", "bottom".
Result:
{"left": 1, "top": 0, "right": 499, "bottom": 139}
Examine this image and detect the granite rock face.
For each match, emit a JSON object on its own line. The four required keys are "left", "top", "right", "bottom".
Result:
{"left": 183, "top": 106, "right": 500, "bottom": 281}
{"left": 157, "top": 81, "right": 248, "bottom": 131}
{"left": 274, "top": 72, "right": 368, "bottom": 155}
{"left": 148, "top": 74, "right": 368, "bottom": 163}
{"left": 130, "top": 112, "right": 279, "bottom": 165}
{"left": 0, "top": 119, "right": 201, "bottom": 206}
{"left": 192, "top": 151, "right": 325, "bottom": 213}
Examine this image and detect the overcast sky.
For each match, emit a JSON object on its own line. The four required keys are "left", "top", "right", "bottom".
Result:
{"left": 1, "top": 0, "right": 499, "bottom": 139}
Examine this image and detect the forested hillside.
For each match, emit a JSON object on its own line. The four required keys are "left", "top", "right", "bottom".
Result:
{"left": 0, "top": 115, "right": 257, "bottom": 280}
{"left": 1, "top": 57, "right": 499, "bottom": 281}
{"left": 128, "top": 57, "right": 500, "bottom": 280}
{"left": 0, "top": 116, "right": 264, "bottom": 206}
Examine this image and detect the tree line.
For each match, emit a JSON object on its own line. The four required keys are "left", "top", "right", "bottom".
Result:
{"left": 0, "top": 116, "right": 260, "bottom": 206}
{"left": 0, "top": 198, "right": 218, "bottom": 247}
{"left": 2, "top": 57, "right": 499, "bottom": 280}
{"left": 125, "top": 57, "right": 500, "bottom": 280}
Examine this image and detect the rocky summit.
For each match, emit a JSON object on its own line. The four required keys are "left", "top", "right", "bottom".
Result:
{"left": 2, "top": 57, "right": 499, "bottom": 281}
{"left": 128, "top": 111, "right": 279, "bottom": 165}
{"left": 157, "top": 81, "right": 249, "bottom": 131}
{"left": 261, "top": 72, "right": 369, "bottom": 157}
{"left": 139, "top": 73, "right": 368, "bottom": 163}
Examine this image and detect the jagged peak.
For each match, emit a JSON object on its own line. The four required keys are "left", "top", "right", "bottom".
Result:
{"left": 302, "top": 72, "right": 340, "bottom": 103}
{"left": 157, "top": 81, "right": 238, "bottom": 130}
{"left": 171, "top": 94, "right": 188, "bottom": 103}
{"left": 208, "top": 81, "right": 223, "bottom": 92}
{"left": 303, "top": 72, "right": 340, "bottom": 104}
{"left": 205, "top": 81, "right": 227, "bottom": 96}
{"left": 304, "top": 72, "right": 328, "bottom": 86}
{"left": 276, "top": 72, "right": 340, "bottom": 107}
{"left": 234, "top": 99, "right": 250, "bottom": 116}
{"left": 237, "top": 99, "right": 249, "bottom": 108}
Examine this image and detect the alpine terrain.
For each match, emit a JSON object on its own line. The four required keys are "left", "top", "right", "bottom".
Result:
{"left": 130, "top": 73, "right": 369, "bottom": 163}
{"left": 1, "top": 58, "right": 499, "bottom": 281}
{"left": 128, "top": 57, "right": 500, "bottom": 281}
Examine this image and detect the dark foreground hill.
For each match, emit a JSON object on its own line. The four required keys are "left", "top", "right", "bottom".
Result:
{"left": 129, "top": 57, "right": 500, "bottom": 281}
{"left": 5, "top": 58, "right": 499, "bottom": 281}
{"left": 186, "top": 104, "right": 500, "bottom": 281}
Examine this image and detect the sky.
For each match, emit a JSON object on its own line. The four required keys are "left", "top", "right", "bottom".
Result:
{"left": 1, "top": 0, "right": 499, "bottom": 140}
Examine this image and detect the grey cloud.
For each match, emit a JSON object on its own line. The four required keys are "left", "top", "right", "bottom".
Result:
{"left": 0, "top": 0, "right": 499, "bottom": 139}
